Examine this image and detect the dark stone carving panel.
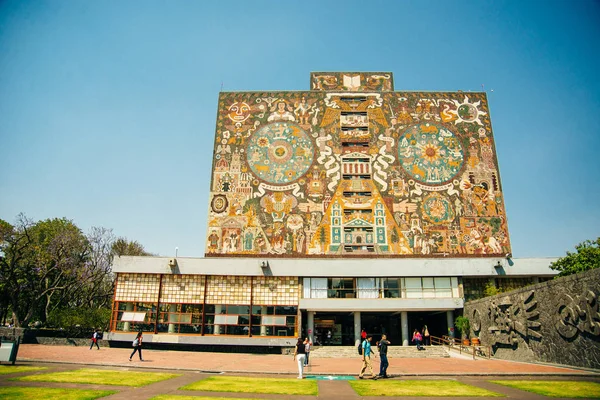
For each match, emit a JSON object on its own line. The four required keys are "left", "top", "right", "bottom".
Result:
{"left": 464, "top": 268, "right": 600, "bottom": 369}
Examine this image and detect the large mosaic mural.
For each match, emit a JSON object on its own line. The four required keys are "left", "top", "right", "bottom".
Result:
{"left": 206, "top": 72, "right": 511, "bottom": 257}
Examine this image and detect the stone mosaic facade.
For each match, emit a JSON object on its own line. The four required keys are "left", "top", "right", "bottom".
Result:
{"left": 464, "top": 268, "right": 600, "bottom": 369}
{"left": 206, "top": 72, "right": 511, "bottom": 257}
{"left": 114, "top": 273, "right": 299, "bottom": 307}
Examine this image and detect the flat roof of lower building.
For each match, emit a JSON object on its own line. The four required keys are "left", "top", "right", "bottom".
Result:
{"left": 113, "top": 256, "right": 557, "bottom": 278}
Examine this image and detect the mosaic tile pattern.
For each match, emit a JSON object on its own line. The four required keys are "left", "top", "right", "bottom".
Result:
{"left": 253, "top": 277, "right": 300, "bottom": 305}
{"left": 114, "top": 273, "right": 160, "bottom": 302}
{"left": 205, "top": 276, "right": 251, "bottom": 304}
{"left": 311, "top": 72, "right": 394, "bottom": 92}
{"left": 160, "top": 275, "right": 205, "bottom": 304}
{"left": 206, "top": 72, "right": 511, "bottom": 257}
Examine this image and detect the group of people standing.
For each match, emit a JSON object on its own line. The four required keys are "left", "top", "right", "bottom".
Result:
{"left": 294, "top": 326, "right": 432, "bottom": 379}
{"left": 292, "top": 337, "right": 312, "bottom": 379}
{"left": 358, "top": 329, "right": 391, "bottom": 380}
{"left": 412, "top": 325, "right": 430, "bottom": 350}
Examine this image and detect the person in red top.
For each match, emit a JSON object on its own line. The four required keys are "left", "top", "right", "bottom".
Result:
{"left": 361, "top": 328, "right": 367, "bottom": 340}
{"left": 412, "top": 329, "right": 423, "bottom": 350}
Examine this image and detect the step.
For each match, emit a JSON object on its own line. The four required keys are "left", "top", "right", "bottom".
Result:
{"left": 308, "top": 345, "right": 449, "bottom": 358}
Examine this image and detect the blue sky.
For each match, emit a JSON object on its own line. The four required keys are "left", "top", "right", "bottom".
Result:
{"left": 1, "top": 0, "right": 599, "bottom": 258}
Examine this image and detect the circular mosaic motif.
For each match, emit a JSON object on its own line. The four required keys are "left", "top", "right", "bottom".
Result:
{"left": 422, "top": 193, "right": 454, "bottom": 224}
{"left": 398, "top": 123, "right": 465, "bottom": 185}
{"left": 246, "top": 122, "right": 314, "bottom": 185}
{"left": 458, "top": 103, "right": 478, "bottom": 122}
{"left": 211, "top": 194, "right": 228, "bottom": 214}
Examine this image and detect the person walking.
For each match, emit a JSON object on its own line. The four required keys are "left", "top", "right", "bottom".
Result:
{"left": 361, "top": 328, "right": 367, "bottom": 341}
{"left": 293, "top": 337, "right": 307, "bottom": 378}
{"left": 412, "top": 329, "right": 423, "bottom": 350}
{"left": 358, "top": 334, "right": 378, "bottom": 379}
{"left": 378, "top": 334, "right": 391, "bottom": 378}
{"left": 423, "top": 325, "right": 430, "bottom": 346}
{"left": 303, "top": 338, "right": 312, "bottom": 366}
{"left": 89, "top": 329, "right": 100, "bottom": 350}
{"left": 129, "top": 331, "right": 144, "bottom": 361}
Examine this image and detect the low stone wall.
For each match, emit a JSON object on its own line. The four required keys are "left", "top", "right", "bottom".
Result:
{"left": 464, "top": 268, "right": 600, "bottom": 369}
{"left": 31, "top": 337, "right": 109, "bottom": 347}
{"left": 0, "top": 327, "right": 25, "bottom": 341}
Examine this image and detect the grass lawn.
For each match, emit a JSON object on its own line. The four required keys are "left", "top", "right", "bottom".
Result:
{"left": 0, "top": 386, "right": 117, "bottom": 400}
{"left": 0, "top": 365, "right": 48, "bottom": 375}
{"left": 180, "top": 376, "right": 318, "bottom": 396}
{"left": 350, "top": 379, "right": 503, "bottom": 397}
{"left": 490, "top": 380, "right": 600, "bottom": 398}
{"left": 11, "top": 368, "right": 180, "bottom": 387}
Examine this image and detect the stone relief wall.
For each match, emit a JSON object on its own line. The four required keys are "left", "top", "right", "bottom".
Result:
{"left": 464, "top": 268, "right": 600, "bottom": 369}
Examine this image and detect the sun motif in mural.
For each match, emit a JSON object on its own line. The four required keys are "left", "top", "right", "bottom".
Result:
{"left": 453, "top": 96, "right": 487, "bottom": 126}
{"left": 398, "top": 123, "right": 465, "bottom": 185}
{"left": 422, "top": 143, "right": 441, "bottom": 163}
{"left": 422, "top": 192, "right": 454, "bottom": 224}
{"left": 227, "top": 102, "right": 251, "bottom": 125}
{"left": 246, "top": 122, "right": 314, "bottom": 185}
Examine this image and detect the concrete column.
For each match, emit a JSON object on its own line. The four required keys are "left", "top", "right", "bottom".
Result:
{"left": 260, "top": 306, "right": 267, "bottom": 336}
{"left": 401, "top": 311, "right": 409, "bottom": 346}
{"left": 307, "top": 311, "right": 315, "bottom": 342}
{"left": 353, "top": 311, "right": 361, "bottom": 344}
{"left": 168, "top": 304, "right": 177, "bottom": 333}
{"left": 123, "top": 303, "right": 134, "bottom": 332}
{"left": 532, "top": 277, "right": 540, "bottom": 284}
{"left": 447, "top": 310, "right": 455, "bottom": 338}
{"left": 296, "top": 308, "right": 302, "bottom": 338}
{"left": 214, "top": 305, "right": 222, "bottom": 335}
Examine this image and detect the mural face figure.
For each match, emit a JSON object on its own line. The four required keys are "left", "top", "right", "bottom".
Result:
{"left": 227, "top": 102, "right": 251, "bottom": 124}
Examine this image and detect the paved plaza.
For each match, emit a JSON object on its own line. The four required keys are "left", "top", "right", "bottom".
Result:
{"left": 1, "top": 344, "right": 597, "bottom": 399}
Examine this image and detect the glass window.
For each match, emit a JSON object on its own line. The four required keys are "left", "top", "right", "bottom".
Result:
{"left": 357, "top": 278, "right": 378, "bottom": 299}
{"left": 383, "top": 278, "right": 401, "bottom": 298}
{"left": 204, "top": 304, "right": 250, "bottom": 336}
{"left": 327, "top": 278, "right": 355, "bottom": 298}
{"left": 422, "top": 277, "right": 435, "bottom": 298}
{"left": 434, "top": 277, "right": 452, "bottom": 298}
{"left": 251, "top": 306, "right": 297, "bottom": 337}
{"left": 404, "top": 278, "right": 422, "bottom": 299}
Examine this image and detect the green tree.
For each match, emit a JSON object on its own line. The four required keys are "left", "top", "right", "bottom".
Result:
{"left": 550, "top": 237, "right": 600, "bottom": 277}
{"left": 484, "top": 281, "right": 501, "bottom": 297}
{"left": 112, "top": 237, "right": 153, "bottom": 256}
{"left": 454, "top": 315, "right": 470, "bottom": 340}
{"left": 0, "top": 215, "right": 88, "bottom": 326}
{"left": 1, "top": 214, "right": 153, "bottom": 328}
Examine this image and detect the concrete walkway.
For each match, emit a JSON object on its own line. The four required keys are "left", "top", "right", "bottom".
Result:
{"left": 3, "top": 344, "right": 598, "bottom": 400}
{"left": 17, "top": 344, "right": 598, "bottom": 376}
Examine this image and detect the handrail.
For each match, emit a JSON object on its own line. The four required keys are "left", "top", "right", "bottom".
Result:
{"left": 431, "top": 335, "right": 492, "bottom": 360}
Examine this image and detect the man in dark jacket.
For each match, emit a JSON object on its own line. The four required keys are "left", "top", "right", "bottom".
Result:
{"left": 378, "top": 334, "right": 391, "bottom": 378}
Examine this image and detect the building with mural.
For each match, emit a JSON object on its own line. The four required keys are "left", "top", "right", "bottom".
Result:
{"left": 109, "top": 72, "right": 556, "bottom": 349}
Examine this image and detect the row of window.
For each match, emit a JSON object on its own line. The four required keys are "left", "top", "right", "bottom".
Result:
{"left": 112, "top": 302, "right": 297, "bottom": 337}
{"left": 303, "top": 277, "right": 459, "bottom": 299}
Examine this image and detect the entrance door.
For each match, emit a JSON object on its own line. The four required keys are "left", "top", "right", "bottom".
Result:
{"left": 311, "top": 313, "right": 356, "bottom": 345}
{"left": 408, "top": 311, "right": 448, "bottom": 343}
{"left": 360, "top": 312, "right": 401, "bottom": 344}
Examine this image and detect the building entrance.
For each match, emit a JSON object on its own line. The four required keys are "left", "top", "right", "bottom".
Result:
{"left": 312, "top": 313, "right": 355, "bottom": 345}
{"left": 360, "top": 312, "right": 401, "bottom": 344}
{"left": 408, "top": 311, "right": 449, "bottom": 343}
